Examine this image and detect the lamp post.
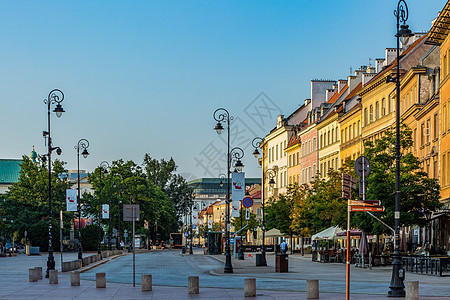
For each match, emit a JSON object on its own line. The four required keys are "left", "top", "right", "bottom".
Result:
{"left": 75, "top": 139, "right": 89, "bottom": 260}
{"left": 189, "top": 203, "right": 195, "bottom": 255}
{"left": 252, "top": 137, "right": 277, "bottom": 267}
{"left": 385, "top": 0, "right": 413, "bottom": 297}
{"left": 214, "top": 108, "right": 246, "bottom": 273}
{"left": 42, "top": 89, "right": 65, "bottom": 278}
{"left": 98, "top": 161, "right": 109, "bottom": 254}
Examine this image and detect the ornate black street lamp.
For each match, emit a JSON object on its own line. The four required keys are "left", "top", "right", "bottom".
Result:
{"left": 385, "top": 0, "right": 413, "bottom": 297}
{"left": 252, "top": 137, "right": 276, "bottom": 266}
{"left": 213, "top": 108, "right": 245, "bottom": 273}
{"left": 75, "top": 139, "right": 89, "bottom": 260}
{"left": 42, "top": 89, "right": 65, "bottom": 278}
{"left": 98, "top": 161, "right": 109, "bottom": 254}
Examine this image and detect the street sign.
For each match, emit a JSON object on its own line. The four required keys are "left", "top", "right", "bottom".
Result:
{"left": 355, "top": 156, "right": 370, "bottom": 177}
{"left": 123, "top": 204, "right": 140, "bottom": 221}
{"left": 242, "top": 197, "right": 253, "bottom": 208}
{"left": 348, "top": 200, "right": 382, "bottom": 206}
{"left": 364, "top": 200, "right": 381, "bottom": 206}
{"left": 349, "top": 205, "right": 385, "bottom": 212}
{"left": 245, "top": 208, "right": 251, "bottom": 220}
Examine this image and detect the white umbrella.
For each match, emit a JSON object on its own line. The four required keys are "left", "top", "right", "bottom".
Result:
{"left": 265, "top": 228, "right": 284, "bottom": 237}
{"left": 311, "top": 226, "right": 343, "bottom": 240}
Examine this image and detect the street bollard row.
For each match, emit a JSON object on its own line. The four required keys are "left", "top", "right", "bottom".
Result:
{"left": 28, "top": 270, "right": 338, "bottom": 298}
{"left": 61, "top": 251, "right": 123, "bottom": 272}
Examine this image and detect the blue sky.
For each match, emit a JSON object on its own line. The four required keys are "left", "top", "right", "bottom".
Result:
{"left": 0, "top": 0, "right": 445, "bottom": 180}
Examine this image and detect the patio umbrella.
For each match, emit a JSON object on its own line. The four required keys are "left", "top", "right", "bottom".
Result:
{"left": 359, "top": 231, "right": 369, "bottom": 256}
{"left": 311, "top": 226, "right": 343, "bottom": 241}
{"left": 264, "top": 228, "right": 284, "bottom": 237}
{"left": 400, "top": 228, "right": 407, "bottom": 252}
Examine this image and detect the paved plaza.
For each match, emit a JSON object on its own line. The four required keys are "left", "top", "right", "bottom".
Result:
{"left": 0, "top": 249, "right": 449, "bottom": 299}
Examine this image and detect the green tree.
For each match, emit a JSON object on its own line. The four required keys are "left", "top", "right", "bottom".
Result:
{"left": 3, "top": 155, "right": 72, "bottom": 249}
{"left": 352, "top": 125, "right": 442, "bottom": 234}
{"left": 80, "top": 224, "right": 104, "bottom": 251}
{"left": 231, "top": 208, "right": 258, "bottom": 236}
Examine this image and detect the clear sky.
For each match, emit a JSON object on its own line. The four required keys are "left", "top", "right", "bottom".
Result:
{"left": 0, "top": 0, "right": 445, "bottom": 181}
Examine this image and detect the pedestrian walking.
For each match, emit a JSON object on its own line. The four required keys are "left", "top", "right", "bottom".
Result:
{"left": 280, "top": 239, "right": 287, "bottom": 255}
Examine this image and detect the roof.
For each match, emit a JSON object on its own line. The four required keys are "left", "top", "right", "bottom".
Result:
{"left": 0, "top": 159, "right": 22, "bottom": 184}
{"left": 427, "top": 2, "right": 450, "bottom": 45}
{"left": 328, "top": 84, "right": 348, "bottom": 104}
{"left": 286, "top": 132, "right": 301, "bottom": 148}
{"left": 363, "top": 34, "right": 427, "bottom": 87}
{"left": 344, "top": 82, "right": 362, "bottom": 101}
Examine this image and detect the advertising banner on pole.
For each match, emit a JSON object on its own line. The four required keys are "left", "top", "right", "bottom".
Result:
{"left": 231, "top": 200, "right": 240, "bottom": 217}
{"left": 66, "top": 189, "right": 77, "bottom": 212}
{"left": 192, "top": 211, "right": 198, "bottom": 225}
{"left": 102, "top": 204, "right": 109, "bottom": 219}
{"left": 232, "top": 172, "right": 245, "bottom": 201}
{"left": 208, "top": 218, "right": 212, "bottom": 229}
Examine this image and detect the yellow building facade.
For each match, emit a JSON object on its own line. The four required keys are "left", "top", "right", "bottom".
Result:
{"left": 339, "top": 103, "right": 362, "bottom": 166}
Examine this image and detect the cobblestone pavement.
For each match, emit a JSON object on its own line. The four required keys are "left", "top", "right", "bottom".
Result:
{"left": 0, "top": 250, "right": 449, "bottom": 299}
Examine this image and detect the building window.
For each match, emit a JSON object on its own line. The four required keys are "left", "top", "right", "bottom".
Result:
{"left": 381, "top": 98, "right": 386, "bottom": 116}
{"left": 289, "top": 155, "right": 292, "bottom": 167}
{"left": 369, "top": 105, "right": 373, "bottom": 123}
{"left": 444, "top": 54, "right": 448, "bottom": 76}
{"left": 268, "top": 148, "right": 271, "bottom": 163}
{"left": 296, "top": 152, "right": 299, "bottom": 165}
{"left": 324, "top": 132, "right": 327, "bottom": 146}
{"left": 357, "top": 121, "right": 360, "bottom": 136}
{"left": 320, "top": 134, "right": 323, "bottom": 148}
{"left": 328, "top": 130, "right": 331, "bottom": 145}
{"left": 276, "top": 145, "right": 278, "bottom": 160}
{"left": 313, "top": 138, "right": 316, "bottom": 151}
{"left": 426, "top": 119, "right": 431, "bottom": 144}
{"left": 284, "top": 141, "right": 287, "bottom": 156}
{"left": 375, "top": 101, "right": 379, "bottom": 120}
{"left": 364, "top": 108, "right": 368, "bottom": 126}
{"left": 421, "top": 122, "right": 425, "bottom": 146}
{"left": 443, "top": 154, "right": 446, "bottom": 185}
{"left": 331, "top": 128, "right": 334, "bottom": 143}
{"left": 434, "top": 113, "right": 438, "bottom": 140}
{"left": 313, "top": 164, "right": 316, "bottom": 178}
{"left": 434, "top": 158, "right": 438, "bottom": 180}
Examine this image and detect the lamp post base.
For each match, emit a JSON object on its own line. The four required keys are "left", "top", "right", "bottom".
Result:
{"left": 387, "top": 252, "right": 405, "bottom": 297}
{"left": 256, "top": 251, "right": 267, "bottom": 266}
{"left": 224, "top": 252, "right": 233, "bottom": 273}
{"left": 45, "top": 252, "right": 55, "bottom": 278}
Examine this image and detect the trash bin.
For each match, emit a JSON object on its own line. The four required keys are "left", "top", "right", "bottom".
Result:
{"left": 181, "top": 246, "right": 186, "bottom": 254}
{"left": 275, "top": 254, "right": 288, "bottom": 272}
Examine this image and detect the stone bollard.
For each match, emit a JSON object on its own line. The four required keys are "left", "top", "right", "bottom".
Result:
{"left": 71, "top": 271, "right": 81, "bottom": 286}
{"left": 49, "top": 270, "right": 58, "bottom": 284}
{"left": 406, "top": 281, "right": 419, "bottom": 300}
{"left": 29, "top": 268, "right": 38, "bottom": 282}
{"left": 96, "top": 273, "right": 106, "bottom": 288}
{"left": 244, "top": 278, "right": 256, "bottom": 297}
{"left": 307, "top": 280, "right": 319, "bottom": 299}
{"left": 141, "top": 275, "right": 152, "bottom": 291}
{"left": 34, "top": 267, "right": 43, "bottom": 280}
{"left": 188, "top": 276, "right": 199, "bottom": 294}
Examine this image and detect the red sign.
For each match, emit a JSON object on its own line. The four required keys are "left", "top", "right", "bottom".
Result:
{"left": 73, "top": 218, "right": 93, "bottom": 229}
{"left": 349, "top": 206, "right": 385, "bottom": 212}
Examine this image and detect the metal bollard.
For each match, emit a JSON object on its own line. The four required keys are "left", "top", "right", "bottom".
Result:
{"left": 29, "top": 268, "right": 38, "bottom": 282}
{"left": 96, "top": 273, "right": 106, "bottom": 288}
{"left": 141, "top": 275, "right": 152, "bottom": 291}
{"left": 244, "top": 278, "right": 256, "bottom": 297}
{"left": 71, "top": 271, "right": 80, "bottom": 286}
{"left": 406, "top": 281, "right": 419, "bottom": 300}
{"left": 34, "top": 267, "right": 43, "bottom": 280}
{"left": 307, "top": 280, "right": 319, "bottom": 299}
{"left": 188, "top": 276, "right": 199, "bottom": 294}
{"left": 49, "top": 270, "right": 58, "bottom": 284}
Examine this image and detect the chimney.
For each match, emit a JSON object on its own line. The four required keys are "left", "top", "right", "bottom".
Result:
{"left": 348, "top": 74, "right": 362, "bottom": 92}
{"left": 385, "top": 48, "right": 397, "bottom": 66}
{"left": 338, "top": 80, "right": 347, "bottom": 93}
{"left": 362, "top": 73, "right": 376, "bottom": 86}
{"left": 375, "top": 58, "right": 385, "bottom": 73}
{"left": 310, "top": 80, "right": 336, "bottom": 109}
{"left": 326, "top": 88, "right": 336, "bottom": 102}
